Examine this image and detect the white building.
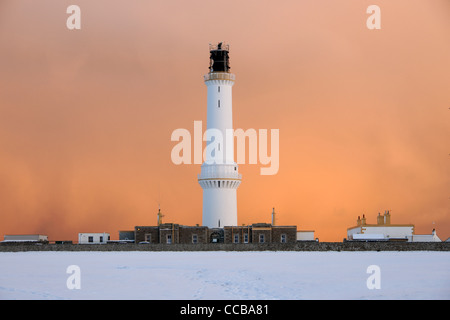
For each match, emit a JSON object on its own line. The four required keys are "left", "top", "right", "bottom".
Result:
{"left": 3, "top": 234, "right": 48, "bottom": 243}
{"left": 347, "top": 211, "right": 413, "bottom": 241}
{"left": 408, "top": 229, "right": 441, "bottom": 242}
{"left": 78, "top": 232, "right": 110, "bottom": 244}
{"left": 347, "top": 211, "right": 441, "bottom": 242}
{"left": 198, "top": 43, "right": 241, "bottom": 228}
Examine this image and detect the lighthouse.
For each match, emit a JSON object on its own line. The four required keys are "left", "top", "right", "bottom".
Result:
{"left": 198, "top": 43, "right": 241, "bottom": 228}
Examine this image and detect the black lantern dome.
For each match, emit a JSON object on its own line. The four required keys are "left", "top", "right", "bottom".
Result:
{"left": 209, "top": 42, "right": 230, "bottom": 73}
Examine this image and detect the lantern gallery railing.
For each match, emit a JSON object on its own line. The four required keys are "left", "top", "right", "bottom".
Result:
{"left": 204, "top": 72, "right": 235, "bottom": 82}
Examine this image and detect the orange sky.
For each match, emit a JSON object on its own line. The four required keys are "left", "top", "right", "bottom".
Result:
{"left": 0, "top": 0, "right": 449, "bottom": 242}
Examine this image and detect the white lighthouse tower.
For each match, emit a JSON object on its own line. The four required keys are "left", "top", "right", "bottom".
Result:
{"left": 198, "top": 43, "right": 241, "bottom": 228}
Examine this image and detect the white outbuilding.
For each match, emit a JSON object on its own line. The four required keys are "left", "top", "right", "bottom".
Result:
{"left": 347, "top": 211, "right": 442, "bottom": 242}
{"left": 347, "top": 211, "right": 413, "bottom": 241}
{"left": 3, "top": 234, "right": 48, "bottom": 243}
{"left": 408, "top": 229, "right": 441, "bottom": 242}
{"left": 78, "top": 232, "right": 110, "bottom": 244}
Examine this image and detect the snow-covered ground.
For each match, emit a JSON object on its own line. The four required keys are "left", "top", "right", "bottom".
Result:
{"left": 0, "top": 251, "right": 449, "bottom": 300}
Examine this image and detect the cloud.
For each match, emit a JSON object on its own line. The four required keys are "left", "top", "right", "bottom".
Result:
{"left": 0, "top": 0, "right": 449, "bottom": 242}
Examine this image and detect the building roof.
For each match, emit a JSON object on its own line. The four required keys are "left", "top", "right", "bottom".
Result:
{"left": 347, "top": 224, "right": 415, "bottom": 231}
{"left": 4, "top": 234, "right": 47, "bottom": 236}
{"left": 348, "top": 212, "right": 415, "bottom": 231}
{"left": 78, "top": 232, "right": 110, "bottom": 235}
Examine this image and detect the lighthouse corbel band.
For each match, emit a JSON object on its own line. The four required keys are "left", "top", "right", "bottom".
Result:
{"left": 198, "top": 42, "right": 241, "bottom": 228}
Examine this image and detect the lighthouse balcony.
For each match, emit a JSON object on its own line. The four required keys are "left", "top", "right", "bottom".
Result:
{"left": 197, "top": 172, "right": 242, "bottom": 180}
{"left": 204, "top": 72, "right": 235, "bottom": 82}
{"left": 198, "top": 163, "right": 241, "bottom": 181}
{"left": 198, "top": 178, "right": 241, "bottom": 189}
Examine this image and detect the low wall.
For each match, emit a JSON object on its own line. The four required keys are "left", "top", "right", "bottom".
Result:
{"left": 0, "top": 241, "right": 449, "bottom": 252}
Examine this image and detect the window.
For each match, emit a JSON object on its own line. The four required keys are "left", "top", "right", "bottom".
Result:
{"left": 259, "top": 234, "right": 265, "bottom": 243}
{"left": 145, "top": 234, "right": 152, "bottom": 242}
{"left": 244, "top": 233, "right": 249, "bottom": 243}
{"left": 167, "top": 234, "right": 172, "bottom": 244}
{"left": 218, "top": 86, "right": 220, "bottom": 92}
{"left": 99, "top": 236, "right": 103, "bottom": 243}
{"left": 88, "top": 236, "right": 93, "bottom": 243}
{"left": 234, "top": 234, "right": 239, "bottom": 243}
{"left": 218, "top": 100, "right": 220, "bottom": 108}
{"left": 281, "top": 234, "right": 286, "bottom": 243}
{"left": 192, "top": 234, "right": 198, "bottom": 244}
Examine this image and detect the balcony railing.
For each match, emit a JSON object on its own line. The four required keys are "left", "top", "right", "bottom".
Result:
{"left": 209, "top": 43, "right": 230, "bottom": 51}
{"left": 198, "top": 164, "right": 242, "bottom": 180}
{"left": 198, "top": 172, "right": 242, "bottom": 180}
{"left": 204, "top": 72, "right": 235, "bottom": 82}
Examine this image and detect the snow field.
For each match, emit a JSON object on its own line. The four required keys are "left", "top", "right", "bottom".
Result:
{"left": 0, "top": 251, "right": 449, "bottom": 300}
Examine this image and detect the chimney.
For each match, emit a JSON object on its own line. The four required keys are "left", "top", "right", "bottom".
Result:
{"left": 157, "top": 207, "right": 164, "bottom": 226}
{"left": 357, "top": 216, "right": 361, "bottom": 226}
{"left": 384, "top": 210, "right": 391, "bottom": 225}
{"left": 361, "top": 214, "right": 367, "bottom": 225}
{"left": 377, "top": 212, "right": 384, "bottom": 225}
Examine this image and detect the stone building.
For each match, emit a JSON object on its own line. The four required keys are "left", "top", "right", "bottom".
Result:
{"left": 134, "top": 223, "right": 297, "bottom": 244}
{"left": 224, "top": 223, "right": 297, "bottom": 244}
{"left": 135, "top": 224, "right": 209, "bottom": 244}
